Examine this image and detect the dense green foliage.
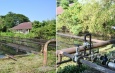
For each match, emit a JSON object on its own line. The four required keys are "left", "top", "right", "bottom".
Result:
{"left": 31, "top": 19, "right": 56, "bottom": 39}
{"left": 57, "top": 0, "right": 115, "bottom": 37}
{"left": 0, "top": 12, "right": 30, "bottom": 31}
{"left": 57, "top": 65, "right": 87, "bottom": 73}
{"left": 0, "top": 32, "right": 35, "bottom": 38}
{"left": 57, "top": 0, "right": 77, "bottom": 7}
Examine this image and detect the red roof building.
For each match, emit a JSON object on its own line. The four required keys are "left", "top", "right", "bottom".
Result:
{"left": 56, "top": 6, "right": 64, "bottom": 15}
{"left": 56, "top": 3, "right": 74, "bottom": 15}
{"left": 11, "top": 22, "right": 32, "bottom": 34}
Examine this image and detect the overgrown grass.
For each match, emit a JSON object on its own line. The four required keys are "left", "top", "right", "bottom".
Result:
{"left": 0, "top": 51, "right": 56, "bottom": 73}
{"left": 0, "top": 32, "right": 35, "bottom": 39}
{"left": 0, "top": 31, "right": 55, "bottom": 40}
{"left": 57, "top": 65, "right": 88, "bottom": 73}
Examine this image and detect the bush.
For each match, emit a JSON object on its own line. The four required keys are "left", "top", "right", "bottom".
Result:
{"left": 57, "top": 65, "right": 88, "bottom": 73}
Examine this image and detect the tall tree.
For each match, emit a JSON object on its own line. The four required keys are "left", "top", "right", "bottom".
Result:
{"left": 31, "top": 19, "right": 56, "bottom": 39}
{"left": 0, "top": 17, "right": 5, "bottom": 31}
{"left": 57, "top": 0, "right": 115, "bottom": 37}
{"left": 1, "top": 12, "right": 30, "bottom": 29}
{"left": 57, "top": 1, "right": 82, "bottom": 34}
{"left": 57, "top": 0, "right": 77, "bottom": 7}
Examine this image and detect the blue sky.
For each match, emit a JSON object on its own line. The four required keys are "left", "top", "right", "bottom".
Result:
{"left": 0, "top": 0, "right": 56, "bottom": 22}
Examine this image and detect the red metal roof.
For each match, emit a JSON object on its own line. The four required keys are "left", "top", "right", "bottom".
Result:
{"left": 11, "top": 22, "right": 32, "bottom": 30}
{"left": 56, "top": 6, "right": 64, "bottom": 15}
{"left": 56, "top": 3, "right": 74, "bottom": 15}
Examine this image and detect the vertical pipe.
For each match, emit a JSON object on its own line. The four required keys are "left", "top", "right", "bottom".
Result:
{"left": 43, "top": 39, "right": 56, "bottom": 66}
{"left": 58, "top": 54, "right": 62, "bottom": 63}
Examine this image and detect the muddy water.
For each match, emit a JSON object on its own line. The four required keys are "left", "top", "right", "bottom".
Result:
{"left": 0, "top": 50, "right": 5, "bottom": 58}
{"left": 0, "top": 55, "right": 5, "bottom": 58}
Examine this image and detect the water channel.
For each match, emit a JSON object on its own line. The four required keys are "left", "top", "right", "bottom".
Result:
{"left": 0, "top": 44, "right": 26, "bottom": 58}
